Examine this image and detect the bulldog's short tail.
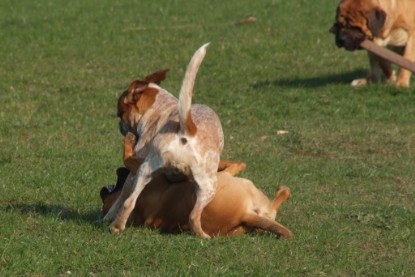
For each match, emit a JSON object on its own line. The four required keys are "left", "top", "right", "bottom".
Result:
{"left": 178, "top": 43, "right": 210, "bottom": 137}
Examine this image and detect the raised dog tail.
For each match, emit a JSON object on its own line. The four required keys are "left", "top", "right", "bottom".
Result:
{"left": 178, "top": 43, "right": 210, "bottom": 136}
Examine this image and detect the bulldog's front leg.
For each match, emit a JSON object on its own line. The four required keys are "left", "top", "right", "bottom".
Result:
{"left": 396, "top": 34, "right": 415, "bottom": 88}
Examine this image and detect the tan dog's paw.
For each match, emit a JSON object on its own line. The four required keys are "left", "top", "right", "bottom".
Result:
{"left": 277, "top": 186, "right": 291, "bottom": 200}
{"left": 351, "top": 78, "right": 368, "bottom": 87}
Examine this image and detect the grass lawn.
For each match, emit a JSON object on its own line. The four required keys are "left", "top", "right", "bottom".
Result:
{"left": 1, "top": 0, "right": 414, "bottom": 276}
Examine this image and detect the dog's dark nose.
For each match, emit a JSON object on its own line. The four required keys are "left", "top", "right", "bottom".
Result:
{"left": 100, "top": 185, "right": 115, "bottom": 199}
{"left": 119, "top": 121, "right": 130, "bottom": 136}
{"left": 329, "top": 24, "right": 339, "bottom": 34}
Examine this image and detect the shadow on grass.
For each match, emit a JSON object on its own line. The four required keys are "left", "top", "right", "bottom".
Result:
{"left": 3, "top": 202, "right": 100, "bottom": 224}
{"left": 252, "top": 69, "right": 367, "bottom": 89}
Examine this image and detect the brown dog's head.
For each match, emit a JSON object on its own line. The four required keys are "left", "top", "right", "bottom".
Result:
{"left": 100, "top": 167, "right": 130, "bottom": 215}
{"left": 117, "top": 69, "right": 169, "bottom": 136}
{"left": 329, "top": 0, "right": 386, "bottom": 51}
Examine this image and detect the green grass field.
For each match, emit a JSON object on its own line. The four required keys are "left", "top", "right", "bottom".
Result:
{"left": 1, "top": 0, "right": 414, "bottom": 276}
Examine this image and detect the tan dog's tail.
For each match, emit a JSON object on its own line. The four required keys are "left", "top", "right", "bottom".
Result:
{"left": 178, "top": 43, "right": 210, "bottom": 136}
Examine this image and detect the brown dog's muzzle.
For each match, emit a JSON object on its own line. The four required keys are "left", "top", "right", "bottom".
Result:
{"left": 119, "top": 120, "right": 133, "bottom": 136}
{"left": 330, "top": 23, "right": 366, "bottom": 51}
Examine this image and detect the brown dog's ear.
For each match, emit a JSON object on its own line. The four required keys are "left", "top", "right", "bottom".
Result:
{"left": 126, "top": 80, "right": 148, "bottom": 103}
{"left": 115, "top": 167, "right": 130, "bottom": 188}
{"left": 366, "top": 8, "right": 386, "bottom": 37}
{"left": 143, "top": 69, "right": 169, "bottom": 84}
{"left": 128, "top": 80, "right": 147, "bottom": 94}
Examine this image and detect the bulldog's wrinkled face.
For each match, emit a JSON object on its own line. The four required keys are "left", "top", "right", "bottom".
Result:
{"left": 330, "top": 0, "right": 386, "bottom": 51}
{"left": 330, "top": 22, "right": 366, "bottom": 51}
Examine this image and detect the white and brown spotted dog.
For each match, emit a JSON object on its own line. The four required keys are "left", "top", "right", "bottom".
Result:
{"left": 104, "top": 44, "right": 224, "bottom": 238}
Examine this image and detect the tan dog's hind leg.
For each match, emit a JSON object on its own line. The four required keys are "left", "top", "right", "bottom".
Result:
{"left": 271, "top": 186, "right": 291, "bottom": 214}
{"left": 242, "top": 214, "right": 292, "bottom": 239}
{"left": 241, "top": 185, "right": 292, "bottom": 239}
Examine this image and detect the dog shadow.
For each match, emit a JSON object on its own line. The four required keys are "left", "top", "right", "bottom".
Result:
{"left": 3, "top": 202, "right": 100, "bottom": 224}
{"left": 252, "top": 69, "right": 367, "bottom": 89}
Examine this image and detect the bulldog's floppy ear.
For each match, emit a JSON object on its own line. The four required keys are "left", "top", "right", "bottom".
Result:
{"left": 144, "top": 69, "right": 169, "bottom": 84}
{"left": 366, "top": 8, "right": 386, "bottom": 37}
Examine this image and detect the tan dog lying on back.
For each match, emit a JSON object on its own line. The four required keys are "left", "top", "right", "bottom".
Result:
{"left": 104, "top": 44, "right": 223, "bottom": 238}
{"left": 100, "top": 133, "right": 292, "bottom": 238}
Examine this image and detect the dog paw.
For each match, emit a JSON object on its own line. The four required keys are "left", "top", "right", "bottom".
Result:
{"left": 237, "top": 162, "right": 247, "bottom": 171}
{"left": 109, "top": 222, "right": 125, "bottom": 234}
{"left": 197, "top": 232, "right": 211, "bottom": 239}
{"left": 351, "top": 78, "right": 368, "bottom": 87}
{"left": 277, "top": 186, "right": 291, "bottom": 200}
{"left": 396, "top": 80, "right": 409, "bottom": 88}
{"left": 189, "top": 219, "right": 211, "bottom": 239}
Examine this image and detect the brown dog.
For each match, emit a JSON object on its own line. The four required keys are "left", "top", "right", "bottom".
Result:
{"left": 100, "top": 134, "right": 293, "bottom": 238}
{"left": 105, "top": 44, "right": 224, "bottom": 238}
{"left": 330, "top": 0, "right": 415, "bottom": 87}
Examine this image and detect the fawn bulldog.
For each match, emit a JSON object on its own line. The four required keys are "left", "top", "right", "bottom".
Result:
{"left": 100, "top": 134, "right": 293, "bottom": 238}
{"left": 104, "top": 44, "right": 224, "bottom": 238}
{"left": 330, "top": 0, "right": 415, "bottom": 87}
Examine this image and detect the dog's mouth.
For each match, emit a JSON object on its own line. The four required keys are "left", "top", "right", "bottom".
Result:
{"left": 119, "top": 120, "right": 136, "bottom": 137}
{"left": 100, "top": 185, "right": 116, "bottom": 201}
{"left": 330, "top": 23, "right": 366, "bottom": 51}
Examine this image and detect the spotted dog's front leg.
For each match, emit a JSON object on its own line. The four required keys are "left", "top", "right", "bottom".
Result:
{"left": 103, "top": 173, "right": 135, "bottom": 222}
{"left": 110, "top": 160, "right": 154, "bottom": 234}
